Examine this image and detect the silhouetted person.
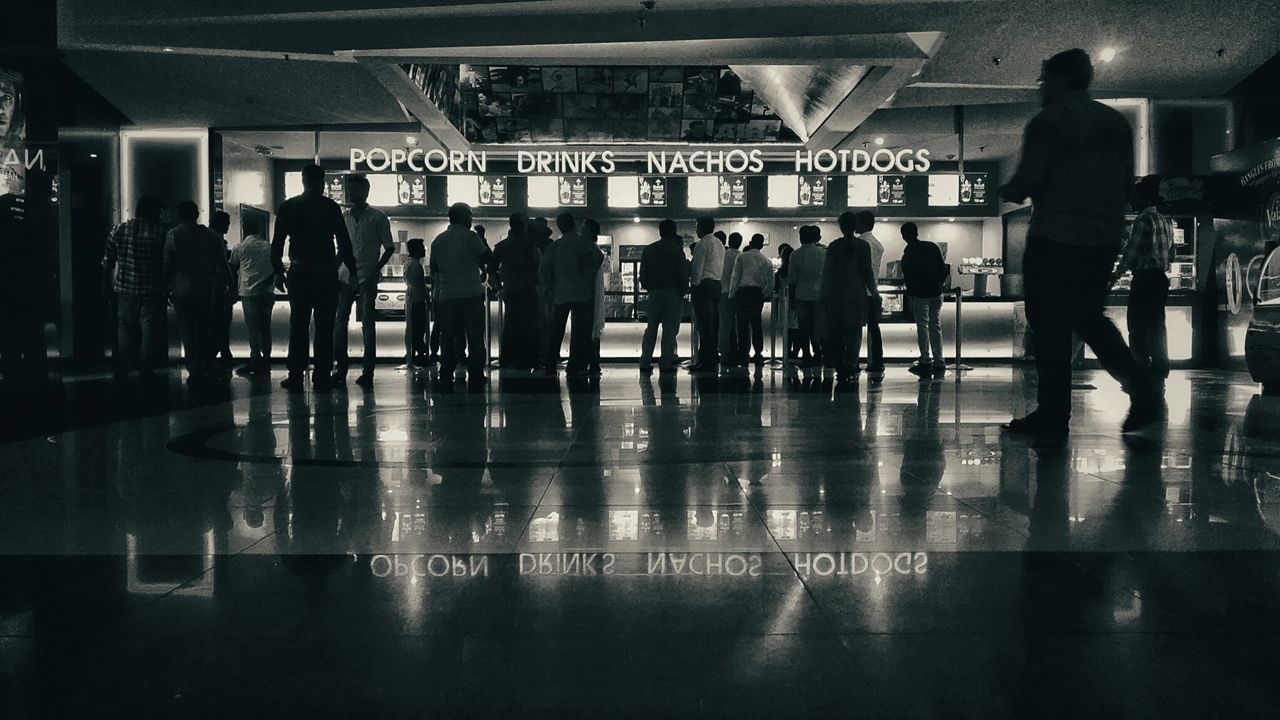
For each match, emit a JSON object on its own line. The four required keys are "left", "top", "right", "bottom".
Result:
{"left": 729, "top": 233, "right": 771, "bottom": 366}
{"left": 540, "top": 212, "right": 604, "bottom": 376}
{"left": 209, "top": 210, "right": 235, "bottom": 366}
{"left": 775, "top": 242, "right": 802, "bottom": 360}
{"left": 492, "top": 212, "right": 542, "bottom": 370}
{"left": 787, "top": 225, "right": 826, "bottom": 366}
{"left": 271, "top": 162, "right": 358, "bottom": 393}
{"left": 1000, "top": 48, "right": 1158, "bottom": 436}
{"left": 639, "top": 219, "right": 689, "bottom": 375}
{"left": 404, "top": 238, "right": 429, "bottom": 364}
{"left": 431, "top": 202, "right": 491, "bottom": 388}
{"left": 719, "top": 231, "right": 743, "bottom": 365}
{"left": 333, "top": 174, "right": 394, "bottom": 388}
{"left": 820, "top": 212, "right": 879, "bottom": 384}
{"left": 855, "top": 210, "right": 885, "bottom": 379}
{"left": 1116, "top": 181, "right": 1172, "bottom": 383}
{"left": 583, "top": 218, "right": 607, "bottom": 376}
{"left": 689, "top": 216, "right": 724, "bottom": 372}
{"left": 900, "top": 221, "right": 948, "bottom": 377}
{"left": 229, "top": 218, "right": 275, "bottom": 376}
{"left": 104, "top": 196, "right": 166, "bottom": 380}
{"left": 164, "top": 200, "right": 230, "bottom": 383}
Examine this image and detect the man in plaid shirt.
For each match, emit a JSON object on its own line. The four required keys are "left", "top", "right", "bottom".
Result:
{"left": 103, "top": 196, "right": 166, "bottom": 379}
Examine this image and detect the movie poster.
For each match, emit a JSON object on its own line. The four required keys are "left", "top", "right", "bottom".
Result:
{"left": 0, "top": 69, "right": 26, "bottom": 197}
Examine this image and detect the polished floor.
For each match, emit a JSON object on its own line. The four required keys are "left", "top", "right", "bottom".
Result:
{"left": 1, "top": 365, "right": 1279, "bottom": 718}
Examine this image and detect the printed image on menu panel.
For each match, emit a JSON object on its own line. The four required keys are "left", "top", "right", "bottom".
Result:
{"left": 327, "top": 174, "right": 347, "bottom": 206}
{"left": 639, "top": 176, "right": 667, "bottom": 206}
{"left": 559, "top": 176, "right": 588, "bottom": 206}
{"left": 719, "top": 175, "right": 747, "bottom": 206}
{"left": 960, "top": 173, "right": 988, "bottom": 205}
{"left": 798, "top": 175, "right": 827, "bottom": 207}
{"left": 479, "top": 176, "right": 507, "bottom": 206}
{"left": 396, "top": 175, "right": 427, "bottom": 205}
{"left": 878, "top": 175, "right": 907, "bottom": 206}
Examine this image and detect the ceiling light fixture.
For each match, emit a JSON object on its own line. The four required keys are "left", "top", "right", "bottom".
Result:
{"left": 632, "top": 217, "right": 640, "bottom": 223}
{"left": 405, "top": 135, "right": 419, "bottom": 146}
{"left": 874, "top": 137, "right": 885, "bottom": 146}
{"left": 1099, "top": 47, "right": 1117, "bottom": 63}
{"left": 89, "top": 153, "right": 98, "bottom": 158}
{"left": 161, "top": 47, "right": 174, "bottom": 53}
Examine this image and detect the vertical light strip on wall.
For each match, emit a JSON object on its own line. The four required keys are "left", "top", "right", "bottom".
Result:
{"left": 119, "top": 128, "right": 210, "bottom": 220}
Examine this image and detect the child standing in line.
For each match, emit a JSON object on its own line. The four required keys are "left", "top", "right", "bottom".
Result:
{"left": 404, "top": 238, "right": 429, "bottom": 367}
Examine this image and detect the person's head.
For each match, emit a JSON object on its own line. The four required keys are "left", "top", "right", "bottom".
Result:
{"left": 749, "top": 233, "right": 765, "bottom": 250}
{"left": 556, "top": 212, "right": 576, "bottom": 234}
{"left": 210, "top": 210, "right": 230, "bottom": 235}
{"left": 799, "top": 225, "right": 821, "bottom": 245}
{"left": 407, "top": 238, "right": 426, "bottom": 258}
{"left": 778, "top": 242, "right": 794, "bottom": 260}
{"left": 135, "top": 196, "right": 163, "bottom": 222}
{"left": 855, "top": 210, "right": 875, "bottom": 234}
{"left": 1131, "top": 176, "right": 1160, "bottom": 212}
{"left": 0, "top": 72, "right": 21, "bottom": 139}
{"left": 838, "top": 211, "right": 858, "bottom": 236}
{"left": 244, "top": 218, "right": 262, "bottom": 237}
{"left": 346, "top": 173, "right": 370, "bottom": 206}
{"left": 1039, "top": 48, "right": 1092, "bottom": 106}
{"left": 176, "top": 200, "right": 200, "bottom": 224}
{"left": 509, "top": 212, "right": 528, "bottom": 234}
{"left": 301, "top": 163, "right": 325, "bottom": 194}
{"left": 727, "top": 232, "right": 743, "bottom": 249}
{"left": 696, "top": 216, "right": 715, "bottom": 237}
{"left": 582, "top": 218, "right": 601, "bottom": 240}
{"left": 448, "top": 202, "right": 473, "bottom": 227}
{"left": 714, "top": 230, "right": 727, "bottom": 246}
{"left": 475, "top": 225, "right": 486, "bottom": 239}
{"left": 658, "top": 218, "right": 677, "bottom": 239}
{"left": 900, "top": 221, "right": 919, "bottom": 243}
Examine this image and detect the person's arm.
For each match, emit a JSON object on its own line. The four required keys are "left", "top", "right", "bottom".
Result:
{"left": 102, "top": 224, "right": 120, "bottom": 292}
{"left": 211, "top": 233, "right": 233, "bottom": 292}
{"left": 859, "top": 242, "right": 878, "bottom": 302}
{"left": 728, "top": 257, "right": 743, "bottom": 298}
{"left": 376, "top": 214, "right": 395, "bottom": 271}
{"left": 163, "top": 233, "right": 176, "bottom": 297}
{"left": 332, "top": 204, "right": 358, "bottom": 281}
{"left": 538, "top": 245, "right": 554, "bottom": 294}
{"left": 1001, "top": 114, "right": 1050, "bottom": 203}
{"left": 1114, "top": 215, "right": 1144, "bottom": 280}
{"left": 270, "top": 207, "right": 288, "bottom": 291}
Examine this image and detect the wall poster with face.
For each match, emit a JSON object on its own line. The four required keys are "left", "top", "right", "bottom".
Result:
{"left": 0, "top": 69, "right": 26, "bottom": 197}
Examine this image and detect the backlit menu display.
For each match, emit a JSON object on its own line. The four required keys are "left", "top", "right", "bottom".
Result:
{"left": 479, "top": 176, "right": 507, "bottom": 206}
{"left": 960, "top": 173, "right": 987, "bottom": 205}
{"left": 687, "top": 175, "right": 718, "bottom": 208}
{"left": 719, "top": 175, "right": 747, "bottom": 207}
{"left": 848, "top": 174, "right": 877, "bottom": 207}
{"left": 927, "top": 174, "right": 959, "bottom": 206}
{"left": 798, "top": 175, "right": 827, "bottom": 207}
{"left": 560, "top": 176, "right": 588, "bottom": 206}
{"left": 878, "top": 174, "right": 907, "bottom": 206}
{"left": 397, "top": 174, "right": 427, "bottom": 205}
{"left": 639, "top": 176, "right": 666, "bottom": 206}
{"left": 366, "top": 174, "right": 399, "bottom": 207}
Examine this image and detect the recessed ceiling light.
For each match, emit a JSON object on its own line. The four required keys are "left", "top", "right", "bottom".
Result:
{"left": 405, "top": 135, "right": 419, "bottom": 146}
{"left": 89, "top": 153, "right": 98, "bottom": 158}
{"left": 741, "top": 217, "right": 749, "bottom": 224}
{"left": 1099, "top": 47, "right": 1117, "bottom": 63}
{"left": 874, "top": 137, "right": 885, "bottom": 146}
{"left": 947, "top": 217, "right": 956, "bottom": 222}
{"left": 632, "top": 217, "right": 640, "bottom": 223}
{"left": 162, "top": 47, "right": 174, "bottom": 53}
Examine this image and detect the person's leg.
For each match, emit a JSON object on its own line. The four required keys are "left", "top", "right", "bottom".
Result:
{"left": 173, "top": 298, "right": 199, "bottom": 378}
{"left": 332, "top": 280, "right": 355, "bottom": 377}
{"left": 1024, "top": 239, "right": 1075, "bottom": 422}
{"left": 749, "top": 291, "right": 764, "bottom": 359}
{"left": 866, "top": 311, "right": 884, "bottom": 372}
{"left": 514, "top": 288, "right": 541, "bottom": 369}
{"left": 639, "top": 292, "right": 663, "bottom": 371}
{"left": 429, "top": 309, "right": 441, "bottom": 360}
{"left": 241, "top": 298, "right": 261, "bottom": 367}
{"left": 463, "top": 296, "right": 487, "bottom": 380}
{"left": 796, "top": 300, "right": 814, "bottom": 362}
{"left": 659, "top": 291, "right": 682, "bottom": 370}
{"left": 1126, "top": 285, "right": 1151, "bottom": 376}
{"left": 286, "top": 268, "right": 314, "bottom": 380}
{"left": 911, "top": 298, "right": 930, "bottom": 365}
{"left": 409, "top": 301, "right": 427, "bottom": 359}
{"left": 358, "top": 280, "right": 379, "bottom": 377}
{"left": 545, "top": 302, "right": 571, "bottom": 371}
{"left": 115, "top": 295, "right": 141, "bottom": 374}
{"left": 567, "top": 300, "right": 594, "bottom": 374}
{"left": 734, "top": 294, "right": 751, "bottom": 366}
{"left": 719, "top": 295, "right": 736, "bottom": 364}
{"left": 140, "top": 295, "right": 167, "bottom": 374}
{"left": 1151, "top": 274, "right": 1170, "bottom": 380}
{"left": 438, "top": 298, "right": 461, "bottom": 378}
{"left": 927, "top": 296, "right": 944, "bottom": 368}
{"left": 1070, "top": 245, "right": 1151, "bottom": 403}
{"left": 822, "top": 304, "right": 842, "bottom": 371}
{"left": 312, "top": 270, "right": 339, "bottom": 384}
{"left": 693, "top": 282, "right": 719, "bottom": 367}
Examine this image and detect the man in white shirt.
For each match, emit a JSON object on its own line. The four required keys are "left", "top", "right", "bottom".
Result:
{"left": 856, "top": 210, "right": 885, "bottom": 378}
{"left": 718, "top": 231, "right": 742, "bottom": 364}
{"left": 787, "top": 225, "right": 827, "bottom": 366}
{"left": 728, "top": 233, "right": 774, "bottom": 366}
{"left": 688, "top": 216, "right": 725, "bottom": 371}
{"left": 333, "top": 174, "right": 394, "bottom": 387}
{"left": 229, "top": 219, "right": 276, "bottom": 376}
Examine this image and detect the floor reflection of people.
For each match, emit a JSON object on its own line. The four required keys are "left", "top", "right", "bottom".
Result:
{"left": 430, "top": 396, "right": 491, "bottom": 546}
{"left": 239, "top": 389, "right": 285, "bottom": 532}
{"left": 281, "top": 394, "right": 348, "bottom": 585}
{"left": 898, "top": 381, "right": 946, "bottom": 540}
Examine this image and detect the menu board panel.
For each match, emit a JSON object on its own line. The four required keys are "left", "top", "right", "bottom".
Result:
{"left": 878, "top": 174, "right": 907, "bottom": 206}
{"left": 927, "top": 174, "right": 959, "bottom": 207}
{"left": 687, "top": 176, "right": 719, "bottom": 208}
{"left": 718, "top": 175, "right": 748, "bottom": 207}
{"left": 559, "top": 176, "right": 588, "bottom": 206}
{"left": 479, "top": 175, "right": 507, "bottom": 206}
{"left": 798, "top": 175, "right": 827, "bottom": 207}
{"left": 960, "top": 172, "right": 988, "bottom": 205}
{"left": 397, "top": 174, "right": 428, "bottom": 205}
{"left": 366, "top": 174, "right": 399, "bottom": 207}
{"left": 639, "top": 176, "right": 667, "bottom": 206}
{"left": 848, "top": 174, "right": 877, "bottom": 207}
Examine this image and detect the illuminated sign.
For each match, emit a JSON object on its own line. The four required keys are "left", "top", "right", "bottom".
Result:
{"left": 350, "top": 147, "right": 932, "bottom": 176}
{"left": 879, "top": 175, "right": 907, "bottom": 206}
{"left": 639, "top": 176, "right": 666, "bottom": 206}
{"left": 928, "top": 174, "right": 959, "bottom": 207}
{"left": 479, "top": 175, "right": 507, "bottom": 206}
{"left": 719, "top": 175, "right": 747, "bottom": 207}
{"left": 961, "top": 172, "right": 988, "bottom": 205}
{"left": 848, "top": 174, "right": 877, "bottom": 206}
{"left": 798, "top": 175, "right": 827, "bottom": 207}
